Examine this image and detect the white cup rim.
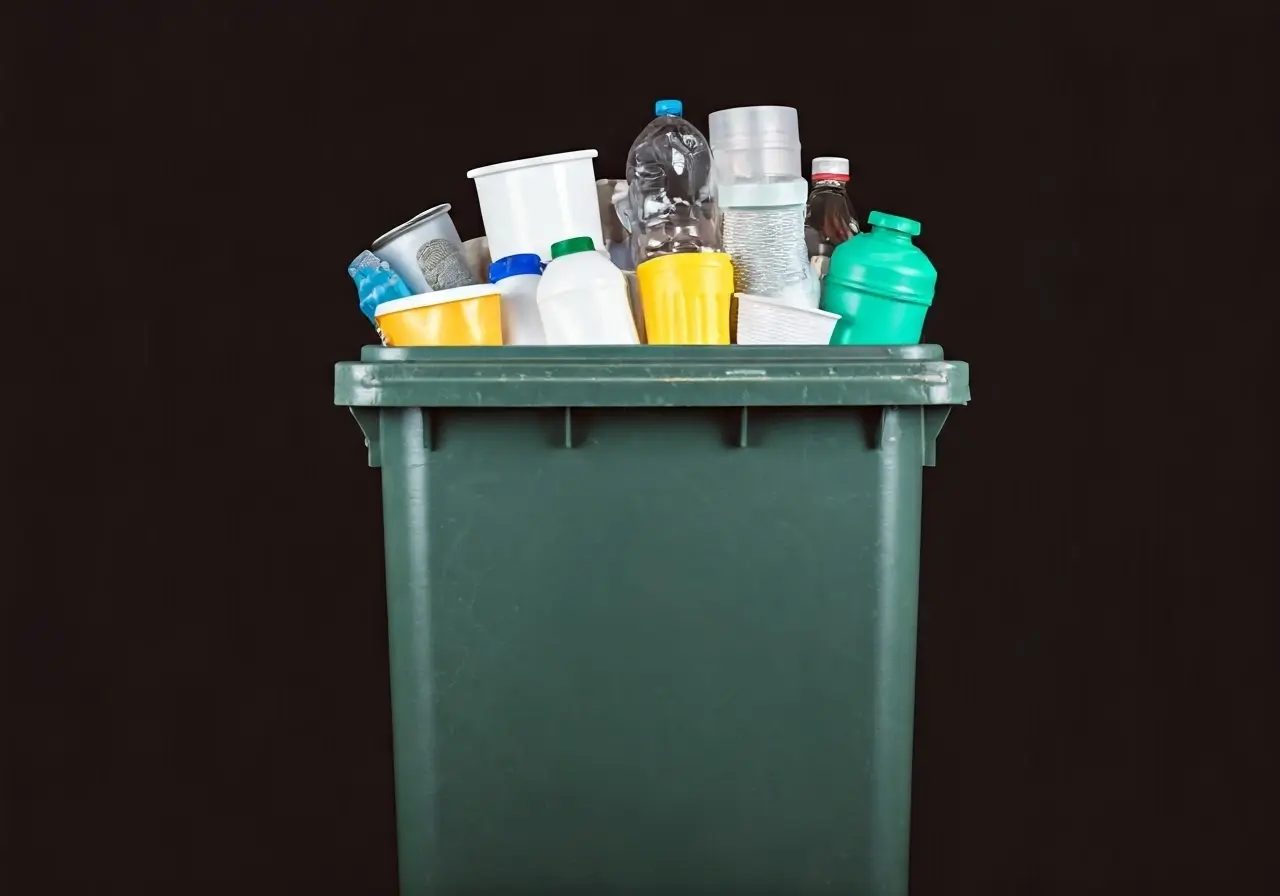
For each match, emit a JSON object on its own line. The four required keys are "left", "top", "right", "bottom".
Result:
{"left": 371, "top": 203, "right": 453, "bottom": 250}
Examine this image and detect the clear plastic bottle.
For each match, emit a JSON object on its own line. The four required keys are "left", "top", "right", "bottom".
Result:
{"left": 804, "top": 156, "right": 860, "bottom": 280}
{"left": 624, "top": 99, "right": 718, "bottom": 265}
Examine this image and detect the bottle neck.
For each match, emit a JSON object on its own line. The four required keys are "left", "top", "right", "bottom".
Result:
{"left": 874, "top": 227, "right": 912, "bottom": 242}
{"left": 812, "top": 177, "right": 848, "bottom": 189}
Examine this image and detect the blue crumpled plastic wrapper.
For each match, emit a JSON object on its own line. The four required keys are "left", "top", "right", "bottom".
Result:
{"left": 348, "top": 250, "right": 414, "bottom": 325}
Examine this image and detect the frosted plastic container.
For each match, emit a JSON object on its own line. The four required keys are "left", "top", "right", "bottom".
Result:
{"left": 707, "top": 106, "right": 802, "bottom": 185}
{"left": 736, "top": 293, "right": 840, "bottom": 345}
{"left": 537, "top": 237, "right": 639, "bottom": 346}
{"left": 369, "top": 204, "right": 463, "bottom": 294}
{"left": 489, "top": 253, "right": 546, "bottom": 346}
{"left": 467, "top": 151, "right": 604, "bottom": 264}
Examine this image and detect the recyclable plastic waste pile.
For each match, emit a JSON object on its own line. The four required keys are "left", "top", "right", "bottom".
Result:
{"left": 348, "top": 102, "right": 938, "bottom": 347}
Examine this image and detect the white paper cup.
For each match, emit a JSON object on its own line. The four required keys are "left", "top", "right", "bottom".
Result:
{"left": 468, "top": 150, "right": 603, "bottom": 263}
{"left": 736, "top": 293, "right": 840, "bottom": 345}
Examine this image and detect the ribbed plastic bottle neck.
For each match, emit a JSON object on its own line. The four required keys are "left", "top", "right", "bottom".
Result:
{"left": 812, "top": 178, "right": 849, "bottom": 191}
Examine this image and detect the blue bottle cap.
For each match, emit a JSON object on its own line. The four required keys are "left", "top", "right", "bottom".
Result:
{"left": 654, "top": 98, "right": 683, "bottom": 117}
{"left": 489, "top": 253, "right": 543, "bottom": 283}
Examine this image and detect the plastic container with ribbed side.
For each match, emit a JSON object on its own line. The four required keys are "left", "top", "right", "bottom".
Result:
{"left": 719, "top": 178, "right": 820, "bottom": 308}
{"left": 334, "top": 345, "right": 970, "bottom": 896}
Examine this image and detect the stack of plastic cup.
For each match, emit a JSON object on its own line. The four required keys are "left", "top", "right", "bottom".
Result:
{"left": 708, "top": 106, "right": 817, "bottom": 309}
{"left": 707, "top": 106, "right": 802, "bottom": 187}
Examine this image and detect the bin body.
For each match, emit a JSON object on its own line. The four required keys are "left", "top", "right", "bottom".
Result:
{"left": 335, "top": 345, "right": 969, "bottom": 896}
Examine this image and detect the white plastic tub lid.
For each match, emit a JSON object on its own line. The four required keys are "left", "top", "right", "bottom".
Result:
{"left": 467, "top": 150, "right": 598, "bottom": 180}
{"left": 374, "top": 284, "right": 498, "bottom": 317}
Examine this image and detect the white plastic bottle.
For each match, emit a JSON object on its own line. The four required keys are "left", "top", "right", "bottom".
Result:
{"left": 537, "top": 236, "right": 640, "bottom": 345}
{"left": 488, "top": 253, "right": 546, "bottom": 345}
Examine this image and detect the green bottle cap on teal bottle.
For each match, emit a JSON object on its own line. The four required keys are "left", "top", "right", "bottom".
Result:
{"left": 867, "top": 210, "right": 921, "bottom": 237}
{"left": 825, "top": 210, "right": 936, "bottom": 305}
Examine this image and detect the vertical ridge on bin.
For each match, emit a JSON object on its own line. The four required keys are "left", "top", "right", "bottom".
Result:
{"left": 860, "top": 406, "right": 889, "bottom": 451}
{"left": 378, "top": 408, "right": 438, "bottom": 893}
{"left": 867, "top": 406, "right": 923, "bottom": 895}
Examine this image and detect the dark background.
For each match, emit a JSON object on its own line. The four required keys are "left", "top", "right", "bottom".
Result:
{"left": 10, "top": 3, "right": 1276, "bottom": 894}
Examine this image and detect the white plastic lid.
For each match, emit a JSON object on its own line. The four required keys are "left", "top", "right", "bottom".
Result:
{"left": 708, "top": 106, "right": 800, "bottom": 149}
{"left": 812, "top": 156, "right": 850, "bottom": 178}
{"left": 717, "top": 177, "right": 809, "bottom": 209}
{"left": 373, "top": 284, "right": 498, "bottom": 317}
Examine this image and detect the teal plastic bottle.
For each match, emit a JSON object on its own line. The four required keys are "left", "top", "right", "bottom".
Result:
{"left": 820, "top": 211, "right": 937, "bottom": 345}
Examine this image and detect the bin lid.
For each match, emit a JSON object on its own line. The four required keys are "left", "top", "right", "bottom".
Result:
{"left": 335, "top": 345, "right": 969, "bottom": 408}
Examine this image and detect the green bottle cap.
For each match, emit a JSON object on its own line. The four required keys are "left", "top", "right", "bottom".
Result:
{"left": 550, "top": 236, "right": 596, "bottom": 259}
{"left": 868, "top": 211, "right": 921, "bottom": 237}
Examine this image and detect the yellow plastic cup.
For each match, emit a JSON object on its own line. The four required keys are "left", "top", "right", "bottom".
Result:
{"left": 374, "top": 285, "right": 504, "bottom": 347}
{"left": 635, "top": 251, "right": 734, "bottom": 345}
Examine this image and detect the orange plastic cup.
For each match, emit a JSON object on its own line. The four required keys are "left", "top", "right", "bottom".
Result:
{"left": 636, "top": 251, "right": 734, "bottom": 345}
{"left": 374, "top": 285, "right": 504, "bottom": 347}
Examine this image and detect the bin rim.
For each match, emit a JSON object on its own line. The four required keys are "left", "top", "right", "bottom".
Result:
{"left": 335, "top": 345, "right": 970, "bottom": 409}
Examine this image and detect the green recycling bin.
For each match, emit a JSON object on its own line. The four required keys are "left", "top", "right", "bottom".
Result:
{"left": 335, "top": 344, "right": 969, "bottom": 896}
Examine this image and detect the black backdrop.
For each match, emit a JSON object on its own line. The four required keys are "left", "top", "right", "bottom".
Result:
{"left": 10, "top": 4, "right": 1276, "bottom": 894}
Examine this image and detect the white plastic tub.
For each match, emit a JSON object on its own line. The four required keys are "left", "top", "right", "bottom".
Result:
{"left": 736, "top": 293, "right": 840, "bottom": 345}
{"left": 467, "top": 150, "right": 604, "bottom": 264}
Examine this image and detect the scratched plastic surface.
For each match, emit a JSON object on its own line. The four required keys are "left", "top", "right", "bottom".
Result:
{"left": 334, "top": 345, "right": 970, "bottom": 896}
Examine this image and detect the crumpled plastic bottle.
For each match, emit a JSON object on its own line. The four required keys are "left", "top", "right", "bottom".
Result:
{"left": 622, "top": 99, "right": 719, "bottom": 265}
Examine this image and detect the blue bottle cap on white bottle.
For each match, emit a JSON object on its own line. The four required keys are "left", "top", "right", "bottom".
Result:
{"left": 654, "top": 98, "right": 683, "bottom": 117}
{"left": 489, "top": 253, "right": 543, "bottom": 283}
